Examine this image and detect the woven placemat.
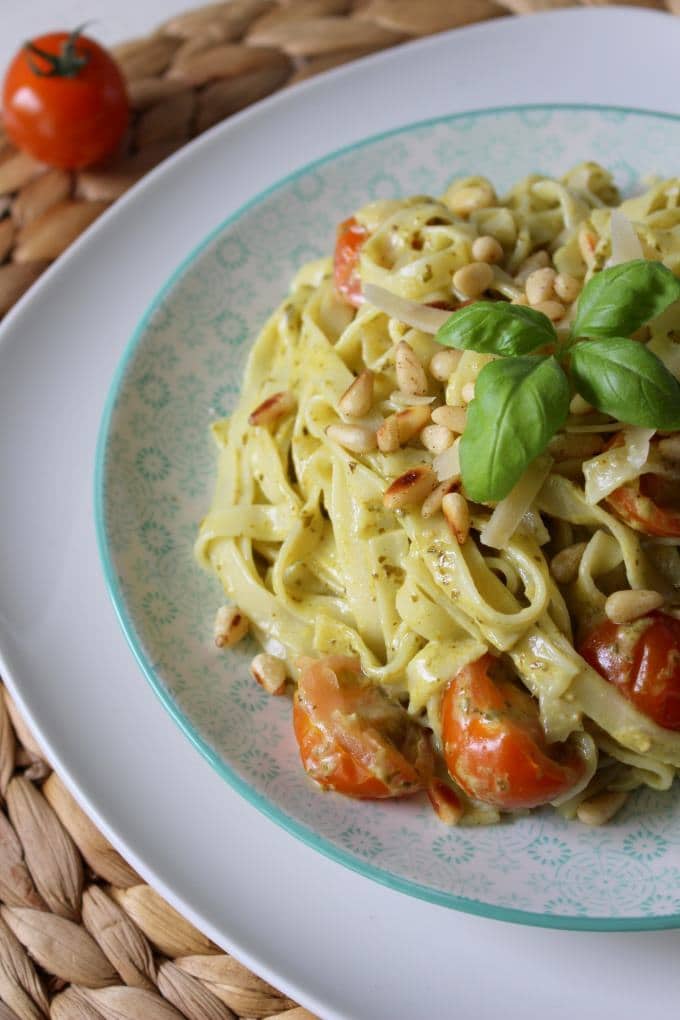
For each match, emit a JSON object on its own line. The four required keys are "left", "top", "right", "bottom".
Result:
{"left": 0, "top": 1, "right": 677, "bottom": 1017}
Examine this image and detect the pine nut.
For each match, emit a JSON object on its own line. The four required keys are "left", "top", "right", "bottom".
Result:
{"left": 453, "top": 261, "right": 494, "bottom": 298}
{"left": 548, "top": 433, "right": 604, "bottom": 460}
{"left": 442, "top": 491, "right": 470, "bottom": 544}
{"left": 248, "top": 390, "right": 296, "bottom": 427}
{"left": 471, "top": 235, "right": 503, "bottom": 264}
{"left": 338, "top": 369, "right": 374, "bottom": 418}
{"left": 512, "top": 293, "right": 530, "bottom": 306}
{"left": 214, "top": 606, "right": 249, "bottom": 648}
{"left": 427, "top": 779, "right": 464, "bottom": 826}
{"left": 445, "top": 182, "right": 495, "bottom": 217}
{"left": 550, "top": 542, "right": 587, "bottom": 585}
{"left": 554, "top": 272, "right": 581, "bottom": 303}
{"left": 569, "top": 394, "right": 593, "bottom": 415}
{"left": 532, "top": 299, "right": 565, "bottom": 322}
{"left": 429, "top": 348, "right": 462, "bottom": 382}
{"left": 431, "top": 405, "right": 467, "bottom": 433}
{"left": 421, "top": 478, "right": 458, "bottom": 519}
{"left": 420, "top": 424, "right": 454, "bottom": 454}
{"left": 576, "top": 791, "right": 627, "bottom": 826}
{"left": 250, "top": 653, "right": 287, "bottom": 696}
{"left": 658, "top": 435, "right": 680, "bottom": 462}
{"left": 383, "top": 466, "right": 437, "bottom": 510}
{"left": 395, "top": 341, "right": 428, "bottom": 396}
{"left": 377, "top": 404, "right": 432, "bottom": 453}
{"left": 326, "top": 423, "right": 377, "bottom": 454}
{"left": 605, "top": 589, "right": 665, "bottom": 625}
{"left": 514, "top": 250, "right": 550, "bottom": 285}
{"left": 525, "top": 267, "right": 557, "bottom": 306}
{"left": 461, "top": 382, "right": 476, "bottom": 404}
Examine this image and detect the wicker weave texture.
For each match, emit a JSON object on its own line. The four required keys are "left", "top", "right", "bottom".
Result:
{"left": 0, "top": 1, "right": 677, "bottom": 1017}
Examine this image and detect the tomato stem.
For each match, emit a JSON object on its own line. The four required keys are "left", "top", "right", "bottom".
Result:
{"left": 24, "top": 25, "right": 90, "bottom": 79}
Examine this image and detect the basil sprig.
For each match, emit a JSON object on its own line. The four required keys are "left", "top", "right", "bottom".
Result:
{"left": 434, "top": 259, "right": 680, "bottom": 502}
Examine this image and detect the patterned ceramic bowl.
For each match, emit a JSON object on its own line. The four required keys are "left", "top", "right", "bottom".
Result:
{"left": 96, "top": 105, "right": 680, "bottom": 930}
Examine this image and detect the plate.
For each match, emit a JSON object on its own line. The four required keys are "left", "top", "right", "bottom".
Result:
{"left": 3, "top": 9, "right": 680, "bottom": 1020}
{"left": 97, "top": 104, "right": 680, "bottom": 926}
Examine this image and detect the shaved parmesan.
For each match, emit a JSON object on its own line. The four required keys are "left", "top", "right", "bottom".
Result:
{"left": 433, "top": 437, "right": 461, "bottom": 481}
{"left": 480, "top": 457, "right": 552, "bottom": 549}
{"left": 582, "top": 427, "right": 655, "bottom": 504}
{"left": 364, "top": 283, "right": 451, "bottom": 334}
{"left": 608, "top": 209, "right": 643, "bottom": 266}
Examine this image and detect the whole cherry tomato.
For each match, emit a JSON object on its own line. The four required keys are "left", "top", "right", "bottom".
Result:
{"left": 293, "top": 655, "right": 433, "bottom": 798}
{"left": 333, "top": 217, "right": 368, "bottom": 308}
{"left": 441, "top": 654, "right": 587, "bottom": 811}
{"left": 3, "top": 27, "right": 129, "bottom": 169}
{"left": 579, "top": 611, "right": 680, "bottom": 730}
{"left": 605, "top": 434, "right": 680, "bottom": 539}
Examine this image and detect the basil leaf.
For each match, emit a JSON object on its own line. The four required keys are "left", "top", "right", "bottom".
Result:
{"left": 460, "top": 356, "right": 570, "bottom": 503}
{"left": 572, "top": 259, "right": 680, "bottom": 339}
{"left": 435, "top": 301, "right": 556, "bottom": 356}
{"left": 570, "top": 337, "right": 680, "bottom": 429}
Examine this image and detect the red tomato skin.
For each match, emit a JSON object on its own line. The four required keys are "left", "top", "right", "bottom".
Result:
{"left": 333, "top": 217, "right": 368, "bottom": 308}
{"left": 441, "top": 655, "right": 586, "bottom": 811}
{"left": 604, "top": 434, "right": 680, "bottom": 539}
{"left": 3, "top": 33, "right": 129, "bottom": 169}
{"left": 579, "top": 612, "right": 680, "bottom": 730}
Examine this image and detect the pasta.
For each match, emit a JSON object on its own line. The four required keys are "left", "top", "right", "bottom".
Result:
{"left": 196, "top": 163, "right": 680, "bottom": 826}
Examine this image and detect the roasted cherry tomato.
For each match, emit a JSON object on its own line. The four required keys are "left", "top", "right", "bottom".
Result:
{"left": 441, "top": 654, "right": 587, "bottom": 811}
{"left": 293, "top": 655, "right": 433, "bottom": 798}
{"left": 2, "top": 27, "right": 129, "bottom": 169}
{"left": 579, "top": 612, "right": 680, "bottom": 730}
{"left": 605, "top": 434, "right": 680, "bottom": 538}
{"left": 333, "top": 217, "right": 368, "bottom": 308}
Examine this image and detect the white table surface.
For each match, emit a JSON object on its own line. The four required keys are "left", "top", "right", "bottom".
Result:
{"left": 2, "top": 5, "right": 680, "bottom": 1020}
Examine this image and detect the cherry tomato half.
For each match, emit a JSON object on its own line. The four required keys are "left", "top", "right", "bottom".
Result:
{"left": 293, "top": 655, "right": 433, "bottom": 798}
{"left": 441, "top": 655, "right": 587, "bottom": 811}
{"left": 333, "top": 217, "right": 368, "bottom": 308}
{"left": 579, "top": 612, "right": 680, "bottom": 730}
{"left": 3, "top": 28, "right": 129, "bottom": 169}
{"left": 605, "top": 434, "right": 680, "bottom": 538}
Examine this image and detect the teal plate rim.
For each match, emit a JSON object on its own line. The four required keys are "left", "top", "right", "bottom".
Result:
{"left": 94, "top": 102, "right": 680, "bottom": 932}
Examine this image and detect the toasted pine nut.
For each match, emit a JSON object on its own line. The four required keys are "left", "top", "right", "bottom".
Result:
{"left": 250, "top": 653, "right": 287, "bottom": 696}
{"left": 453, "top": 261, "right": 494, "bottom": 299}
{"left": 548, "top": 433, "right": 604, "bottom": 460}
{"left": 569, "top": 393, "right": 593, "bottom": 415}
{"left": 512, "top": 293, "right": 530, "bottom": 306}
{"left": 395, "top": 341, "right": 428, "bottom": 396}
{"left": 427, "top": 779, "right": 464, "bottom": 826}
{"left": 471, "top": 235, "right": 503, "bottom": 264}
{"left": 326, "top": 423, "right": 377, "bottom": 454}
{"left": 383, "top": 466, "right": 437, "bottom": 509}
{"left": 576, "top": 791, "right": 628, "bottom": 827}
{"left": 338, "top": 369, "right": 374, "bottom": 418}
{"left": 445, "top": 182, "right": 495, "bottom": 217}
{"left": 442, "top": 491, "right": 470, "bottom": 544}
{"left": 525, "top": 267, "right": 557, "bottom": 306}
{"left": 532, "top": 299, "right": 565, "bottom": 322}
{"left": 461, "top": 382, "right": 476, "bottom": 404}
{"left": 429, "top": 348, "right": 462, "bottom": 382}
{"left": 421, "top": 478, "right": 458, "bottom": 519}
{"left": 431, "top": 404, "right": 467, "bottom": 433}
{"left": 554, "top": 272, "right": 581, "bottom": 303}
{"left": 550, "top": 542, "right": 587, "bottom": 585}
{"left": 420, "top": 424, "right": 454, "bottom": 454}
{"left": 514, "top": 250, "right": 550, "bottom": 285}
{"left": 658, "top": 435, "right": 680, "bottom": 462}
{"left": 214, "top": 606, "right": 249, "bottom": 648}
{"left": 605, "top": 589, "right": 665, "bottom": 625}
{"left": 248, "top": 390, "right": 296, "bottom": 427}
{"left": 377, "top": 404, "right": 432, "bottom": 453}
